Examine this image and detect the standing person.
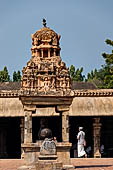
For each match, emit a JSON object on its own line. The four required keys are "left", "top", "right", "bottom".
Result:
{"left": 77, "top": 127, "right": 87, "bottom": 158}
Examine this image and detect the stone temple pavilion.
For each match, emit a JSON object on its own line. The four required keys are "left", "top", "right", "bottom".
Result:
{"left": 0, "top": 21, "right": 113, "bottom": 162}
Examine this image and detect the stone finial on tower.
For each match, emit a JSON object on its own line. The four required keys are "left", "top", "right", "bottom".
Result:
{"left": 42, "top": 18, "right": 47, "bottom": 27}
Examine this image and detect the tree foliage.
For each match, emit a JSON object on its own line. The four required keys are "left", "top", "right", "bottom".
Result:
{"left": 86, "top": 39, "right": 113, "bottom": 88}
{"left": 102, "top": 39, "right": 113, "bottom": 65}
{"left": 0, "top": 66, "right": 10, "bottom": 82}
{"left": 0, "top": 67, "right": 21, "bottom": 82}
{"left": 13, "top": 70, "right": 21, "bottom": 82}
{"left": 70, "top": 65, "right": 85, "bottom": 81}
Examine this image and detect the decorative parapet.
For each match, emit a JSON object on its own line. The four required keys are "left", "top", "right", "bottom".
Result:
{"left": 73, "top": 89, "right": 113, "bottom": 97}
{"left": 0, "top": 90, "right": 19, "bottom": 97}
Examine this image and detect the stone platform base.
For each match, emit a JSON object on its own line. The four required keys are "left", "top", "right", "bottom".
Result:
{"left": 18, "top": 160, "right": 63, "bottom": 170}
{"left": 36, "top": 160, "right": 63, "bottom": 170}
{"left": 18, "top": 162, "right": 74, "bottom": 170}
{"left": 22, "top": 142, "right": 72, "bottom": 166}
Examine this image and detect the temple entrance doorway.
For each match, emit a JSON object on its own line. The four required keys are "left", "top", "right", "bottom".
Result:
{"left": 100, "top": 116, "right": 113, "bottom": 158}
{"left": 0, "top": 117, "right": 21, "bottom": 159}
{"left": 69, "top": 116, "right": 93, "bottom": 158}
{"left": 32, "top": 116, "right": 62, "bottom": 143}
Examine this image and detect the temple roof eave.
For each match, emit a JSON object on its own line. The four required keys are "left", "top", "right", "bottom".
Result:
{"left": 31, "top": 45, "right": 60, "bottom": 50}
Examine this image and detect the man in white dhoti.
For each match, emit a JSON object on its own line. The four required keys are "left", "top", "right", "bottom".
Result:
{"left": 77, "top": 127, "right": 87, "bottom": 158}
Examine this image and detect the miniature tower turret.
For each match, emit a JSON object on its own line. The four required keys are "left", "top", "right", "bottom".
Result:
{"left": 21, "top": 20, "right": 71, "bottom": 92}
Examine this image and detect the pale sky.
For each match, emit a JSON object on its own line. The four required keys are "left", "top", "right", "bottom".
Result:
{"left": 0, "top": 0, "right": 113, "bottom": 78}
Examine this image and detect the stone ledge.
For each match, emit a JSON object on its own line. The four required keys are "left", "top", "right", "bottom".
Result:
{"left": 22, "top": 142, "right": 72, "bottom": 149}
{"left": 63, "top": 165, "right": 75, "bottom": 170}
{"left": 38, "top": 155, "right": 58, "bottom": 160}
{"left": 18, "top": 165, "right": 36, "bottom": 170}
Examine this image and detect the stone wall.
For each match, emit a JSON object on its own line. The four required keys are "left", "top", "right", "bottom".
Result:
{"left": 0, "top": 98, "right": 24, "bottom": 117}
{"left": 0, "top": 96, "right": 113, "bottom": 117}
{"left": 35, "top": 107, "right": 59, "bottom": 116}
{"left": 69, "top": 97, "right": 113, "bottom": 116}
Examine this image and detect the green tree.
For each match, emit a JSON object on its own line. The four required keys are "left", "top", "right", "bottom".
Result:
{"left": 13, "top": 70, "right": 21, "bottom": 82}
{"left": 70, "top": 65, "right": 75, "bottom": 80}
{"left": 17, "top": 71, "right": 21, "bottom": 81}
{"left": 101, "top": 39, "right": 113, "bottom": 88}
{"left": 13, "top": 71, "right": 17, "bottom": 82}
{"left": 0, "top": 66, "right": 10, "bottom": 82}
{"left": 86, "top": 69, "right": 98, "bottom": 81}
{"left": 70, "top": 65, "right": 85, "bottom": 81}
{"left": 102, "top": 39, "right": 113, "bottom": 65}
{"left": 86, "top": 39, "right": 113, "bottom": 88}
{"left": 86, "top": 68, "right": 104, "bottom": 88}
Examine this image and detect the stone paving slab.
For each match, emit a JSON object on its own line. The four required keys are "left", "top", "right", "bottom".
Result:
{"left": 0, "top": 159, "right": 24, "bottom": 170}
{"left": 0, "top": 158, "right": 113, "bottom": 170}
{"left": 71, "top": 158, "right": 113, "bottom": 170}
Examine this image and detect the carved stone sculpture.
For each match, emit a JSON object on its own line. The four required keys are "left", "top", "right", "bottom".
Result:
{"left": 21, "top": 24, "right": 71, "bottom": 93}
{"left": 40, "top": 138, "right": 56, "bottom": 156}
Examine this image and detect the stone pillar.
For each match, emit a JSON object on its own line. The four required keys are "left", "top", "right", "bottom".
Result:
{"left": 62, "top": 111, "right": 69, "bottom": 142}
{"left": 24, "top": 110, "right": 32, "bottom": 143}
{"left": 35, "top": 49, "right": 37, "bottom": 57}
{"left": 20, "top": 117, "right": 24, "bottom": 144}
{"left": 54, "top": 49, "right": 56, "bottom": 57}
{"left": 48, "top": 49, "right": 51, "bottom": 58}
{"left": 31, "top": 78, "right": 34, "bottom": 89}
{"left": 93, "top": 117, "right": 101, "bottom": 158}
{"left": 41, "top": 49, "right": 43, "bottom": 58}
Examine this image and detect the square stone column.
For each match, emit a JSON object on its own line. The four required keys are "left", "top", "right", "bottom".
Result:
{"left": 62, "top": 111, "right": 69, "bottom": 142}
{"left": 24, "top": 110, "right": 32, "bottom": 143}
{"left": 20, "top": 117, "right": 24, "bottom": 144}
{"left": 93, "top": 117, "right": 101, "bottom": 158}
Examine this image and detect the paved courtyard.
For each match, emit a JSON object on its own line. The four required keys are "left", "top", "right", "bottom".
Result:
{"left": 0, "top": 159, "right": 24, "bottom": 170}
{"left": 0, "top": 158, "right": 113, "bottom": 170}
{"left": 71, "top": 158, "right": 113, "bottom": 170}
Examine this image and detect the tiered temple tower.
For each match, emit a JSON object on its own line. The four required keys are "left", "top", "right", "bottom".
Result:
{"left": 21, "top": 20, "right": 71, "bottom": 92}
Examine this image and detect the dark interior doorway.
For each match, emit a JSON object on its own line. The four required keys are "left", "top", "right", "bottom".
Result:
{"left": 100, "top": 116, "right": 113, "bottom": 158}
{"left": 69, "top": 116, "right": 93, "bottom": 158}
{"left": 0, "top": 117, "right": 21, "bottom": 159}
{"left": 32, "top": 116, "right": 62, "bottom": 143}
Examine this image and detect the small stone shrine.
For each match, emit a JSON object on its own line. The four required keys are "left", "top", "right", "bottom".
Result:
{"left": 18, "top": 19, "right": 74, "bottom": 170}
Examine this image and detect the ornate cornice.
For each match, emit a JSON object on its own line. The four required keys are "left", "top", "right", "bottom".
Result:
{"left": 19, "top": 89, "right": 113, "bottom": 97}
{"left": 0, "top": 89, "right": 113, "bottom": 97}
